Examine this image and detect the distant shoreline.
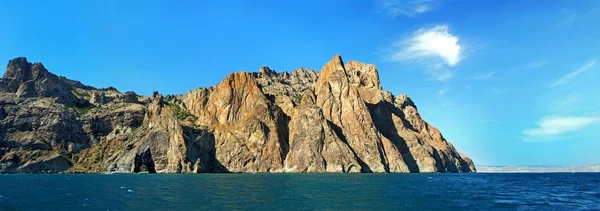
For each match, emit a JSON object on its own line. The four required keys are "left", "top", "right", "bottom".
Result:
{"left": 476, "top": 164, "right": 600, "bottom": 173}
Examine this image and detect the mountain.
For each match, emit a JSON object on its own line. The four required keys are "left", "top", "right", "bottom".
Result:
{"left": 477, "top": 164, "right": 600, "bottom": 173}
{"left": 0, "top": 55, "right": 475, "bottom": 173}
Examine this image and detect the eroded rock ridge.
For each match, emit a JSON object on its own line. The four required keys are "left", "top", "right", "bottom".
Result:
{"left": 0, "top": 56, "right": 475, "bottom": 173}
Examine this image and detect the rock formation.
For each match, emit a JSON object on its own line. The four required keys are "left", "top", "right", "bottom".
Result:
{"left": 131, "top": 147, "right": 157, "bottom": 173}
{"left": 0, "top": 56, "right": 476, "bottom": 174}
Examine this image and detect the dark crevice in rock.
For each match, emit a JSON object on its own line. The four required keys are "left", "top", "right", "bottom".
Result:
{"left": 367, "top": 102, "right": 420, "bottom": 173}
{"left": 181, "top": 126, "right": 229, "bottom": 173}
{"left": 375, "top": 140, "right": 390, "bottom": 173}
{"left": 327, "top": 120, "right": 371, "bottom": 173}
{"left": 132, "top": 147, "right": 156, "bottom": 173}
{"left": 275, "top": 107, "right": 290, "bottom": 164}
{"left": 431, "top": 147, "right": 446, "bottom": 173}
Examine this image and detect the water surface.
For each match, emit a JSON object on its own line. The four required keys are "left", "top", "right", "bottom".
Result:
{"left": 0, "top": 173, "right": 598, "bottom": 210}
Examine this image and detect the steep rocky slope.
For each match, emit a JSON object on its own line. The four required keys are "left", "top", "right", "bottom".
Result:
{"left": 0, "top": 56, "right": 476, "bottom": 173}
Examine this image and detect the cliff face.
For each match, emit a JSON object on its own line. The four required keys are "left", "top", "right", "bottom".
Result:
{"left": 0, "top": 56, "right": 476, "bottom": 173}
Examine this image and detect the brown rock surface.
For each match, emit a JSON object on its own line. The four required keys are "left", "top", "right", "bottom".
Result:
{"left": 204, "top": 72, "right": 288, "bottom": 172}
{"left": 0, "top": 56, "right": 475, "bottom": 173}
{"left": 314, "top": 55, "right": 390, "bottom": 172}
{"left": 285, "top": 88, "right": 361, "bottom": 173}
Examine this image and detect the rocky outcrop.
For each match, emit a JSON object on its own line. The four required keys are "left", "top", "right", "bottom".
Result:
{"left": 390, "top": 94, "right": 475, "bottom": 172}
{"left": 0, "top": 95, "right": 91, "bottom": 153}
{"left": 0, "top": 57, "right": 90, "bottom": 105}
{"left": 117, "top": 91, "right": 140, "bottom": 104}
{"left": 205, "top": 72, "right": 288, "bottom": 172}
{"left": 0, "top": 151, "right": 71, "bottom": 173}
{"left": 314, "top": 55, "right": 392, "bottom": 172}
{"left": 0, "top": 56, "right": 476, "bottom": 174}
{"left": 345, "top": 60, "right": 385, "bottom": 104}
{"left": 183, "top": 87, "right": 212, "bottom": 126}
{"left": 285, "top": 88, "right": 361, "bottom": 173}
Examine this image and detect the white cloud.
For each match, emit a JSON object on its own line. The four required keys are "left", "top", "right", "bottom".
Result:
{"left": 552, "top": 59, "right": 596, "bottom": 86}
{"left": 377, "top": 0, "right": 435, "bottom": 17}
{"left": 522, "top": 116, "right": 600, "bottom": 139}
{"left": 391, "top": 25, "right": 461, "bottom": 66}
{"left": 472, "top": 72, "right": 496, "bottom": 80}
{"left": 388, "top": 25, "right": 462, "bottom": 81}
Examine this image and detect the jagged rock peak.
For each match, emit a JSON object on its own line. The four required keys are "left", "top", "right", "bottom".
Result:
{"left": 150, "top": 91, "right": 165, "bottom": 114}
{"left": 395, "top": 93, "right": 417, "bottom": 110}
{"left": 1, "top": 55, "right": 476, "bottom": 174}
{"left": 332, "top": 54, "right": 343, "bottom": 64}
{"left": 207, "top": 71, "right": 269, "bottom": 124}
{"left": 8, "top": 57, "right": 28, "bottom": 64}
{"left": 259, "top": 66, "right": 277, "bottom": 78}
{"left": 152, "top": 91, "right": 163, "bottom": 101}
{"left": 221, "top": 71, "right": 257, "bottom": 87}
{"left": 5, "top": 57, "right": 50, "bottom": 79}
{"left": 345, "top": 60, "right": 382, "bottom": 90}
{"left": 322, "top": 54, "right": 347, "bottom": 77}
{"left": 5, "top": 57, "right": 30, "bottom": 77}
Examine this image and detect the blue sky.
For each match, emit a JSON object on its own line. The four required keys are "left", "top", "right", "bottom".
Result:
{"left": 1, "top": 0, "right": 599, "bottom": 166}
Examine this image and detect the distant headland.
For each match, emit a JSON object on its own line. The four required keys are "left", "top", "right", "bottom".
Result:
{"left": 0, "top": 55, "right": 475, "bottom": 173}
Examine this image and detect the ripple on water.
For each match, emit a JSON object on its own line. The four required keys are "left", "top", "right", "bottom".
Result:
{"left": 495, "top": 192, "right": 517, "bottom": 197}
{"left": 493, "top": 199, "right": 520, "bottom": 206}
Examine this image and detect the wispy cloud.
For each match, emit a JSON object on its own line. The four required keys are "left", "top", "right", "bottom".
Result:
{"left": 426, "top": 62, "right": 453, "bottom": 81}
{"left": 524, "top": 61, "right": 548, "bottom": 69}
{"left": 556, "top": 13, "right": 577, "bottom": 28}
{"left": 388, "top": 25, "right": 462, "bottom": 81}
{"left": 552, "top": 59, "right": 597, "bottom": 86}
{"left": 376, "top": 0, "right": 436, "bottom": 17}
{"left": 522, "top": 116, "right": 600, "bottom": 141}
{"left": 552, "top": 93, "right": 582, "bottom": 114}
{"left": 438, "top": 87, "right": 449, "bottom": 97}
{"left": 492, "top": 87, "right": 512, "bottom": 93}
{"left": 472, "top": 72, "right": 496, "bottom": 80}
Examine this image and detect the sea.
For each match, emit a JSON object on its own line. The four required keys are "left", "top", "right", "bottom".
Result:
{"left": 0, "top": 173, "right": 598, "bottom": 210}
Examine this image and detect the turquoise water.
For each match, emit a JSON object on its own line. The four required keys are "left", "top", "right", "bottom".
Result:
{"left": 0, "top": 173, "right": 599, "bottom": 210}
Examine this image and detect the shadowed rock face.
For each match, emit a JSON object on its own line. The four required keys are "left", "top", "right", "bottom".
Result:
{"left": 0, "top": 55, "right": 476, "bottom": 173}
{"left": 284, "top": 88, "right": 361, "bottom": 173}
{"left": 131, "top": 147, "right": 156, "bottom": 173}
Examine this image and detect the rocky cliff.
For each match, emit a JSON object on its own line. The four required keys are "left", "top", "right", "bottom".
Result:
{"left": 0, "top": 56, "right": 476, "bottom": 173}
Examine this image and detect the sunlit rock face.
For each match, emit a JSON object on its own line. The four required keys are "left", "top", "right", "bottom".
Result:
{"left": 0, "top": 56, "right": 475, "bottom": 173}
